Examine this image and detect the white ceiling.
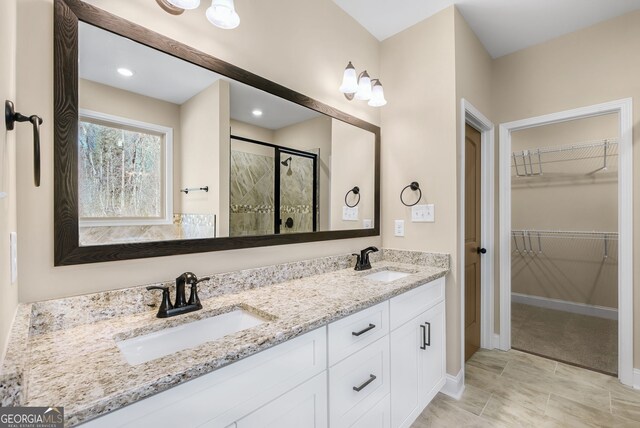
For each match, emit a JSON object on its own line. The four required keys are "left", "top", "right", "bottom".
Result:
{"left": 332, "top": 0, "right": 640, "bottom": 58}
{"left": 79, "top": 23, "right": 320, "bottom": 130}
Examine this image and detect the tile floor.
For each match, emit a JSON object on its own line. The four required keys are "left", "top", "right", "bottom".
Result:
{"left": 412, "top": 349, "right": 640, "bottom": 427}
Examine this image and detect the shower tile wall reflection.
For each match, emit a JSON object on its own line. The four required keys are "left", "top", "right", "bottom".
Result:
{"left": 280, "top": 153, "right": 314, "bottom": 234}
{"left": 229, "top": 150, "right": 275, "bottom": 236}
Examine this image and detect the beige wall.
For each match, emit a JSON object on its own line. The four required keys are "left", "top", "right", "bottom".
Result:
{"left": 0, "top": 0, "right": 18, "bottom": 357}
{"left": 180, "top": 80, "right": 230, "bottom": 236}
{"left": 381, "top": 7, "right": 460, "bottom": 374}
{"left": 492, "top": 10, "right": 640, "bottom": 365}
{"left": 15, "top": 0, "right": 380, "bottom": 303}
{"left": 231, "top": 120, "right": 275, "bottom": 144}
{"left": 78, "top": 79, "right": 184, "bottom": 212}
{"left": 330, "top": 119, "right": 375, "bottom": 230}
{"left": 511, "top": 115, "right": 618, "bottom": 308}
{"left": 274, "top": 116, "right": 332, "bottom": 231}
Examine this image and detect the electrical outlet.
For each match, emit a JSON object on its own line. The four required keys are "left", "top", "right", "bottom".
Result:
{"left": 394, "top": 220, "right": 405, "bottom": 237}
{"left": 10, "top": 232, "right": 17, "bottom": 284}
{"left": 342, "top": 206, "right": 359, "bottom": 221}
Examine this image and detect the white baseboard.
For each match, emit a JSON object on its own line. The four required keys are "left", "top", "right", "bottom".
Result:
{"left": 511, "top": 293, "right": 617, "bottom": 320}
{"left": 633, "top": 369, "right": 640, "bottom": 390}
{"left": 440, "top": 369, "right": 465, "bottom": 400}
{"left": 492, "top": 334, "right": 501, "bottom": 349}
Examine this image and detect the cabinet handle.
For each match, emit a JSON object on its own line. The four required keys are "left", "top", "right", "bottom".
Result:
{"left": 353, "top": 374, "right": 377, "bottom": 392}
{"left": 352, "top": 323, "right": 376, "bottom": 337}
{"left": 420, "top": 322, "right": 431, "bottom": 350}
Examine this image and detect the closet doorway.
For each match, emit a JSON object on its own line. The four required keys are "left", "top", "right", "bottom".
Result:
{"left": 498, "top": 99, "right": 633, "bottom": 385}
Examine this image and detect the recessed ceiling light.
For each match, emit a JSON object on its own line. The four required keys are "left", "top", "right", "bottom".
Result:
{"left": 117, "top": 68, "right": 134, "bottom": 77}
{"left": 252, "top": 109, "right": 263, "bottom": 117}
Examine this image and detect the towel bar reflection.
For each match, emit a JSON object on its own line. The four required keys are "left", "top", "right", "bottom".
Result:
{"left": 181, "top": 186, "right": 209, "bottom": 194}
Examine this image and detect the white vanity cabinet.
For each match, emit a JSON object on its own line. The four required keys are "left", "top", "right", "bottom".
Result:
{"left": 390, "top": 277, "right": 446, "bottom": 428}
{"left": 81, "top": 276, "right": 446, "bottom": 428}
{"left": 81, "top": 328, "right": 327, "bottom": 428}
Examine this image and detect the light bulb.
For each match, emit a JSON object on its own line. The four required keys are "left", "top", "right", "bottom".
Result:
{"left": 206, "top": 0, "right": 240, "bottom": 29}
{"left": 166, "top": 0, "right": 201, "bottom": 10}
{"left": 354, "top": 71, "right": 372, "bottom": 101}
{"left": 117, "top": 67, "right": 134, "bottom": 77}
{"left": 339, "top": 62, "right": 358, "bottom": 94}
{"left": 368, "top": 80, "right": 387, "bottom": 107}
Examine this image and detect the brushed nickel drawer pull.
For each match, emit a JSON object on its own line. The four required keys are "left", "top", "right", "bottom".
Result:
{"left": 352, "top": 323, "right": 376, "bottom": 336}
{"left": 353, "top": 374, "right": 376, "bottom": 392}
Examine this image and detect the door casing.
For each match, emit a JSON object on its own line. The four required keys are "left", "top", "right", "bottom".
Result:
{"left": 457, "top": 99, "right": 495, "bottom": 390}
{"left": 498, "top": 98, "right": 634, "bottom": 386}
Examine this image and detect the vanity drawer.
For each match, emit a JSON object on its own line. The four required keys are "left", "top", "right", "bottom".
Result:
{"left": 329, "top": 336, "right": 390, "bottom": 428}
{"left": 351, "top": 394, "right": 390, "bottom": 428}
{"left": 328, "top": 301, "right": 389, "bottom": 365}
{"left": 390, "top": 276, "right": 444, "bottom": 331}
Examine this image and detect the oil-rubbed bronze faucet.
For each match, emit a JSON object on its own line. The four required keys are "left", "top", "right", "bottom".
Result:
{"left": 353, "top": 246, "right": 379, "bottom": 271}
{"left": 147, "top": 272, "right": 210, "bottom": 318}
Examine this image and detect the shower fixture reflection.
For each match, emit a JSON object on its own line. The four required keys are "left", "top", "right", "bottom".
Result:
{"left": 281, "top": 157, "right": 293, "bottom": 175}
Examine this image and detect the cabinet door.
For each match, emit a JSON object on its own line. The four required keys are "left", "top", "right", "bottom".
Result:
{"left": 390, "top": 314, "right": 421, "bottom": 428}
{"left": 236, "top": 372, "right": 327, "bottom": 428}
{"left": 390, "top": 302, "right": 446, "bottom": 428}
{"left": 417, "top": 302, "right": 446, "bottom": 408}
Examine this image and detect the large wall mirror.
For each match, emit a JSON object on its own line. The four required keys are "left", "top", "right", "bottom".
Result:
{"left": 54, "top": 0, "right": 379, "bottom": 265}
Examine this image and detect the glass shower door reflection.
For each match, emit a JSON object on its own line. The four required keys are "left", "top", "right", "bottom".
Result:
{"left": 278, "top": 150, "right": 317, "bottom": 234}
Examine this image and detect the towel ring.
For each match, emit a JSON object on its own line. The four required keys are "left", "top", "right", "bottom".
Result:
{"left": 400, "top": 182, "right": 421, "bottom": 207}
{"left": 345, "top": 186, "right": 360, "bottom": 208}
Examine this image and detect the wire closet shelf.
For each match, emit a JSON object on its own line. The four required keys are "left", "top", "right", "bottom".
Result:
{"left": 511, "top": 138, "right": 618, "bottom": 177}
{"left": 511, "top": 229, "right": 617, "bottom": 259}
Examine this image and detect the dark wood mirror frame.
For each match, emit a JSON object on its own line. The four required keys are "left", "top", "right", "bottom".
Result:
{"left": 54, "top": 0, "right": 380, "bottom": 266}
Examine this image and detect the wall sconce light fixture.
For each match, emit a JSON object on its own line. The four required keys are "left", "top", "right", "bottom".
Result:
{"left": 156, "top": 0, "right": 240, "bottom": 29}
{"left": 339, "top": 62, "right": 387, "bottom": 107}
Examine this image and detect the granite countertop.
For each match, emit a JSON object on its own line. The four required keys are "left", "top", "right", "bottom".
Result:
{"left": 0, "top": 250, "right": 448, "bottom": 426}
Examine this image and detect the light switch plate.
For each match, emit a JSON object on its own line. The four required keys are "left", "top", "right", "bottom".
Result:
{"left": 10, "top": 232, "right": 17, "bottom": 284}
{"left": 342, "top": 206, "right": 359, "bottom": 221}
{"left": 394, "top": 220, "right": 405, "bottom": 237}
{"left": 412, "top": 204, "right": 435, "bottom": 222}
{"left": 363, "top": 219, "right": 373, "bottom": 229}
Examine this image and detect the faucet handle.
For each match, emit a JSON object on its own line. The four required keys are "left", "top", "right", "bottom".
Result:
{"left": 187, "top": 280, "right": 204, "bottom": 308}
{"left": 146, "top": 286, "right": 174, "bottom": 317}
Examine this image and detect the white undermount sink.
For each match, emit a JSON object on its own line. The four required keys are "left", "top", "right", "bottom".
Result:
{"left": 117, "top": 309, "right": 267, "bottom": 365}
{"left": 364, "top": 270, "right": 412, "bottom": 282}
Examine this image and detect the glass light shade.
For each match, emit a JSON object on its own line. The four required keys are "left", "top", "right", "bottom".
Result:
{"left": 166, "top": 0, "right": 201, "bottom": 10}
{"left": 339, "top": 62, "right": 358, "bottom": 94}
{"left": 206, "top": 0, "right": 240, "bottom": 29}
{"left": 354, "top": 71, "right": 372, "bottom": 101}
{"left": 368, "top": 80, "right": 387, "bottom": 107}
